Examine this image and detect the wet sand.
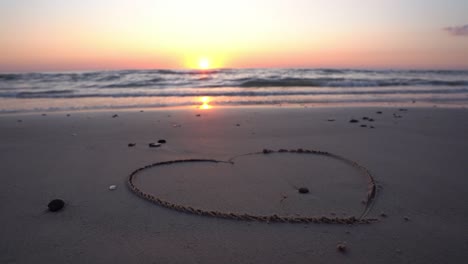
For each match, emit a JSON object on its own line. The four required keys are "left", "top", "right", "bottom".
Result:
{"left": 1, "top": 106, "right": 467, "bottom": 263}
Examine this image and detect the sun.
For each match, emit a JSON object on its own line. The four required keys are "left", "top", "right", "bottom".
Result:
{"left": 198, "top": 58, "right": 210, "bottom": 69}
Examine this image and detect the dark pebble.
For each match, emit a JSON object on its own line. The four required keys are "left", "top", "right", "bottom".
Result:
{"left": 263, "top": 149, "right": 273, "bottom": 154}
{"left": 236, "top": 124, "right": 240, "bottom": 126}
{"left": 368, "top": 118, "right": 374, "bottom": 122}
{"left": 349, "top": 119, "right": 359, "bottom": 123}
{"left": 112, "top": 114, "right": 118, "bottom": 118}
{"left": 376, "top": 111, "right": 383, "bottom": 114}
{"left": 128, "top": 143, "right": 136, "bottom": 147}
{"left": 298, "top": 187, "right": 309, "bottom": 194}
{"left": 157, "top": 139, "right": 167, "bottom": 144}
{"left": 48, "top": 199, "right": 65, "bottom": 212}
{"left": 327, "top": 119, "right": 335, "bottom": 122}
{"left": 196, "top": 114, "right": 201, "bottom": 117}
{"left": 336, "top": 243, "right": 347, "bottom": 252}
{"left": 360, "top": 124, "right": 367, "bottom": 128}
{"left": 362, "top": 117, "right": 369, "bottom": 120}
{"left": 149, "top": 143, "right": 161, "bottom": 148}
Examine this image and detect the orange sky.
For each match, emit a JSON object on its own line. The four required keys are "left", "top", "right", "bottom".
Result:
{"left": 1, "top": 0, "right": 467, "bottom": 72}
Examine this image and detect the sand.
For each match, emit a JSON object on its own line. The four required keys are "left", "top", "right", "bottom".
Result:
{"left": 1, "top": 106, "right": 468, "bottom": 263}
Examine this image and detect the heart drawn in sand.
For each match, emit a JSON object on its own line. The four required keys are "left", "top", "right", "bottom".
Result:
{"left": 128, "top": 148, "right": 378, "bottom": 224}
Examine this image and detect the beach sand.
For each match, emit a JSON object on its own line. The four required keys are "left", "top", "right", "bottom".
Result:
{"left": 1, "top": 106, "right": 467, "bottom": 263}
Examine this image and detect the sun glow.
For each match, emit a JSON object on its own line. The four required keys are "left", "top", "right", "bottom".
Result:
{"left": 199, "top": 96, "right": 212, "bottom": 109}
{"left": 199, "top": 58, "right": 210, "bottom": 69}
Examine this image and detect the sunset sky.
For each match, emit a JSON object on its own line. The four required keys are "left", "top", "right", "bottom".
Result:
{"left": 1, "top": 0, "right": 467, "bottom": 72}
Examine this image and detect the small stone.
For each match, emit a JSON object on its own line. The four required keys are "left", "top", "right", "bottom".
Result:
{"left": 112, "top": 114, "right": 118, "bottom": 118}
{"left": 362, "top": 117, "right": 369, "bottom": 120}
{"left": 336, "top": 242, "right": 347, "bottom": 252}
{"left": 380, "top": 212, "right": 388, "bottom": 218}
{"left": 149, "top": 143, "right": 161, "bottom": 148}
{"left": 263, "top": 149, "right": 273, "bottom": 154}
{"left": 128, "top": 143, "right": 136, "bottom": 147}
{"left": 370, "top": 126, "right": 375, "bottom": 129}
{"left": 236, "top": 124, "right": 240, "bottom": 126}
{"left": 327, "top": 119, "right": 335, "bottom": 122}
{"left": 157, "top": 139, "right": 167, "bottom": 144}
{"left": 368, "top": 118, "right": 374, "bottom": 122}
{"left": 399, "top": 108, "right": 408, "bottom": 112}
{"left": 360, "top": 124, "right": 367, "bottom": 128}
{"left": 376, "top": 111, "right": 382, "bottom": 114}
{"left": 48, "top": 199, "right": 65, "bottom": 212}
{"left": 403, "top": 216, "right": 410, "bottom": 221}
{"left": 66, "top": 114, "right": 71, "bottom": 117}
{"left": 17, "top": 120, "right": 22, "bottom": 123}
{"left": 109, "top": 185, "right": 117, "bottom": 190}
{"left": 42, "top": 113, "right": 47, "bottom": 116}
{"left": 298, "top": 187, "right": 309, "bottom": 194}
{"left": 196, "top": 114, "right": 201, "bottom": 117}
{"left": 349, "top": 119, "right": 359, "bottom": 123}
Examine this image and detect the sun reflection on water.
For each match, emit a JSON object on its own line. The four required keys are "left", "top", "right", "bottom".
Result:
{"left": 199, "top": 96, "right": 212, "bottom": 109}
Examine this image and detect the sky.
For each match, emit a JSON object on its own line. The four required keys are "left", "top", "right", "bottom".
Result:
{"left": 0, "top": 0, "right": 467, "bottom": 72}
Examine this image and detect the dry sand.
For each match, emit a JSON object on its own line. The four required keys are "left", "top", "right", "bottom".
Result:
{"left": 1, "top": 106, "right": 468, "bottom": 263}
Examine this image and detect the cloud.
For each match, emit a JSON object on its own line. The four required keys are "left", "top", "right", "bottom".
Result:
{"left": 443, "top": 24, "right": 468, "bottom": 36}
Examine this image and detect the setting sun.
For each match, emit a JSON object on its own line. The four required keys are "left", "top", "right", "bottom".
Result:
{"left": 199, "top": 58, "right": 210, "bottom": 69}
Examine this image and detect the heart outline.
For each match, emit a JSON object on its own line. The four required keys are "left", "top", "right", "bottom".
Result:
{"left": 128, "top": 148, "right": 378, "bottom": 224}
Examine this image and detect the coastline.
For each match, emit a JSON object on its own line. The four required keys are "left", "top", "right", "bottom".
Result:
{"left": 1, "top": 106, "right": 467, "bottom": 263}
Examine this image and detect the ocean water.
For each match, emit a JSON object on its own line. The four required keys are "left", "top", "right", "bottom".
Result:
{"left": 0, "top": 68, "right": 467, "bottom": 113}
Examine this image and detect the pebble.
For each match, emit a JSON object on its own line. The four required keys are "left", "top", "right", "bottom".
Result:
{"left": 336, "top": 242, "right": 347, "bottom": 252}
{"left": 349, "top": 119, "right": 359, "bottom": 123}
{"left": 48, "top": 199, "right": 65, "bottom": 212}
{"left": 109, "top": 185, "right": 117, "bottom": 190}
{"left": 327, "top": 119, "right": 335, "bottom": 122}
{"left": 403, "top": 216, "right": 410, "bottom": 221}
{"left": 380, "top": 212, "right": 388, "bottom": 217}
{"left": 360, "top": 124, "right": 367, "bottom": 128}
{"left": 263, "top": 149, "right": 273, "bottom": 154}
{"left": 128, "top": 143, "right": 136, "bottom": 147}
{"left": 298, "top": 187, "right": 309, "bottom": 194}
{"left": 149, "top": 143, "right": 161, "bottom": 148}
{"left": 157, "top": 139, "right": 167, "bottom": 144}
{"left": 236, "top": 124, "right": 240, "bottom": 126}
{"left": 112, "top": 114, "right": 119, "bottom": 118}
{"left": 196, "top": 114, "right": 201, "bottom": 117}
{"left": 376, "top": 111, "right": 383, "bottom": 114}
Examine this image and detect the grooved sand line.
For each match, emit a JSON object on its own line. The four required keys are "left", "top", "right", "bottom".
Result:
{"left": 128, "top": 149, "right": 378, "bottom": 224}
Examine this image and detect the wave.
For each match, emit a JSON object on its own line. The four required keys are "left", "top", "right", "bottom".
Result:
{"left": 3, "top": 87, "right": 467, "bottom": 99}
{"left": 238, "top": 77, "right": 468, "bottom": 87}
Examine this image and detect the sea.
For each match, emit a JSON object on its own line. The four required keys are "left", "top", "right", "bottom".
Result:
{"left": 1, "top": 68, "right": 467, "bottom": 113}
